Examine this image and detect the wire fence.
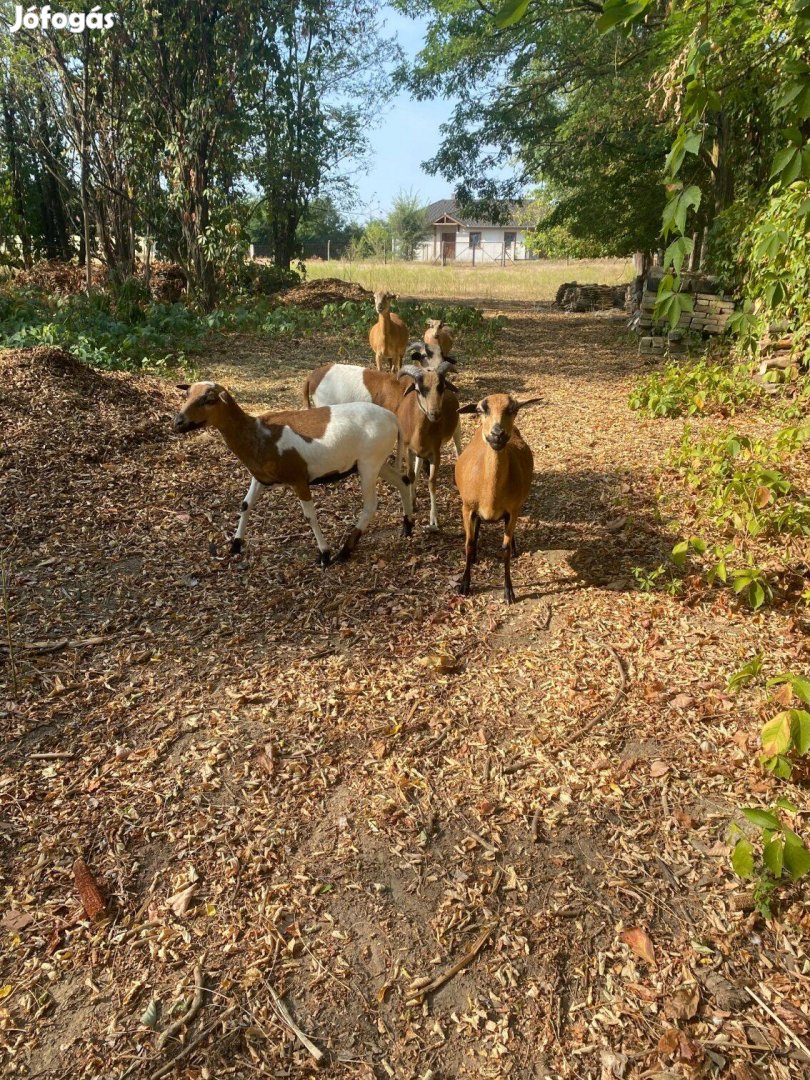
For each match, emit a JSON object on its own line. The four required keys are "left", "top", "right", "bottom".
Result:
{"left": 251, "top": 236, "right": 537, "bottom": 265}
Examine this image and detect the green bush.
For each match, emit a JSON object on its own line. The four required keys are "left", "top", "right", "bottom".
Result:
{"left": 629, "top": 358, "right": 762, "bottom": 417}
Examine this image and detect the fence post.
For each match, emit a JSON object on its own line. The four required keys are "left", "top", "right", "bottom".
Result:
{"left": 501, "top": 243, "right": 506, "bottom": 267}
{"left": 472, "top": 243, "right": 476, "bottom": 267}
{"left": 327, "top": 239, "right": 331, "bottom": 262}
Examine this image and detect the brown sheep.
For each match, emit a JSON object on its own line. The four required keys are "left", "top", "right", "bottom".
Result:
{"left": 424, "top": 319, "right": 454, "bottom": 359}
{"left": 454, "top": 393, "right": 543, "bottom": 603}
{"left": 369, "top": 290, "right": 408, "bottom": 371}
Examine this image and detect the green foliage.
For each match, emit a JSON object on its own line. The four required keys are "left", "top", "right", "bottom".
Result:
{"left": 628, "top": 359, "right": 762, "bottom": 418}
{"left": 669, "top": 425, "right": 810, "bottom": 539}
{"left": 388, "top": 193, "right": 430, "bottom": 261}
{"left": 732, "top": 183, "right": 810, "bottom": 361}
{"left": 731, "top": 799, "right": 810, "bottom": 915}
{"left": 727, "top": 661, "right": 810, "bottom": 917}
{"left": 631, "top": 563, "right": 683, "bottom": 595}
{"left": 0, "top": 284, "right": 505, "bottom": 373}
{"left": 727, "top": 654, "right": 764, "bottom": 693}
{"left": 236, "top": 263, "right": 301, "bottom": 297}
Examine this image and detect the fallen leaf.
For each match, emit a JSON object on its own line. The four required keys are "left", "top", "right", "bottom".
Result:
{"left": 674, "top": 809, "right": 696, "bottom": 829}
{"left": 166, "top": 882, "right": 198, "bottom": 918}
{"left": 702, "top": 971, "right": 748, "bottom": 1012}
{"left": 650, "top": 760, "right": 670, "bottom": 778}
{"left": 73, "top": 858, "right": 106, "bottom": 920}
{"left": 772, "top": 682, "right": 793, "bottom": 707}
{"left": 665, "top": 983, "right": 700, "bottom": 1021}
{"left": 600, "top": 1049, "right": 628, "bottom": 1078}
{"left": 620, "top": 927, "right": 656, "bottom": 966}
{"left": 2, "top": 910, "right": 33, "bottom": 932}
{"left": 140, "top": 998, "right": 161, "bottom": 1029}
{"left": 671, "top": 693, "right": 693, "bottom": 710}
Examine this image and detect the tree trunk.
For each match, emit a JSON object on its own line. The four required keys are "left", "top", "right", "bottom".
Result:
{"left": 37, "top": 95, "right": 73, "bottom": 260}
{"left": 81, "top": 29, "right": 93, "bottom": 290}
{"left": 1, "top": 85, "right": 34, "bottom": 268}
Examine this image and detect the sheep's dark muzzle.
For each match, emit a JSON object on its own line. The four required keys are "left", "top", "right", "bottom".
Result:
{"left": 173, "top": 414, "right": 205, "bottom": 433}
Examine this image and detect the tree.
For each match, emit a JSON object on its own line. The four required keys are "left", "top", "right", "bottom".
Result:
{"left": 387, "top": 191, "right": 428, "bottom": 260}
{"left": 395, "top": 0, "right": 671, "bottom": 258}
{"left": 253, "top": 0, "right": 391, "bottom": 269}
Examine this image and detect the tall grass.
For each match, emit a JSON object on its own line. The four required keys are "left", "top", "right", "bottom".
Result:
{"left": 303, "top": 257, "right": 634, "bottom": 302}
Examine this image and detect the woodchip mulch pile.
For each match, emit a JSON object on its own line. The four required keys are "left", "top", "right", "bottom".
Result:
{"left": 0, "top": 312, "right": 807, "bottom": 1078}
{"left": 276, "top": 278, "right": 373, "bottom": 309}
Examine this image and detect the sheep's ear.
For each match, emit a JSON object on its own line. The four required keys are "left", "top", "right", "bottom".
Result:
{"left": 445, "top": 380, "right": 459, "bottom": 394}
{"left": 457, "top": 402, "right": 478, "bottom": 414}
{"left": 517, "top": 397, "right": 545, "bottom": 410}
{"left": 403, "top": 382, "right": 417, "bottom": 396}
{"left": 218, "top": 390, "right": 233, "bottom": 404}
{"left": 176, "top": 383, "right": 190, "bottom": 392}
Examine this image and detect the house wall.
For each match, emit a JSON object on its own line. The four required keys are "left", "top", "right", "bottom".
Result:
{"left": 415, "top": 225, "right": 528, "bottom": 262}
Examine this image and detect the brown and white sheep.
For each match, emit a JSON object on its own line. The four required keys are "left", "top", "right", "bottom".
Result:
{"left": 305, "top": 361, "right": 462, "bottom": 529}
{"left": 173, "top": 381, "right": 413, "bottom": 566}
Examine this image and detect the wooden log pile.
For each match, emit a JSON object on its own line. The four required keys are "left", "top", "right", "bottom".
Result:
{"left": 555, "top": 282, "right": 627, "bottom": 312}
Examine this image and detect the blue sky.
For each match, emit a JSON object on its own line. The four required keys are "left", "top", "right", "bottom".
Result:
{"left": 348, "top": 5, "right": 502, "bottom": 221}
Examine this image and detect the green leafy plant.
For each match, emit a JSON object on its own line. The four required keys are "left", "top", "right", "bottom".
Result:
{"left": 727, "top": 654, "right": 764, "bottom": 693}
{"left": 629, "top": 359, "right": 761, "bottom": 418}
{"left": 731, "top": 800, "right": 810, "bottom": 916}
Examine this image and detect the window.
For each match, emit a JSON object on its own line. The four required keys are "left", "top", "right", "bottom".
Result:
{"left": 504, "top": 231, "right": 517, "bottom": 248}
{"left": 469, "top": 231, "right": 481, "bottom": 248}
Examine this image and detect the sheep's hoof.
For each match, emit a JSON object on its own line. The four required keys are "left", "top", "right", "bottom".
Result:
{"left": 229, "top": 537, "right": 243, "bottom": 556}
{"left": 402, "top": 516, "right": 414, "bottom": 538}
{"left": 428, "top": 522, "right": 440, "bottom": 533}
{"left": 457, "top": 578, "right": 471, "bottom": 596}
{"left": 318, "top": 549, "right": 331, "bottom": 567}
{"left": 503, "top": 585, "right": 516, "bottom": 605}
{"left": 333, "top": 545, "right": 352, "bottom": 564}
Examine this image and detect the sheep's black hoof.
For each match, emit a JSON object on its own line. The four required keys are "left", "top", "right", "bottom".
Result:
{"left": 333, "top": 545, "right": 351, "bottom": 564}
{"left": 503, "top": 585, "right": 516, "bottom": 605}
{"left": 229, "top": 537, "right": 243, "bottom": 556}
{"left": 457, "top": 578, "right": 471, "bottom": 596}
{"left": 318, "top": 549, "right": 331, "bottom": 567}
{"left": 402, "top": 516, "right": 414, "bottom": 537}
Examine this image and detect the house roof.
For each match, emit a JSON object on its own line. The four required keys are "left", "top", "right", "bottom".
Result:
{"left": 424, "top": 198, "right": 521, "bottom": 229}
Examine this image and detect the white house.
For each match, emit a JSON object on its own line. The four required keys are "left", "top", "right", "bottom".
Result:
{"left": 416, "top": 199, "right": 530, "bottom": 263}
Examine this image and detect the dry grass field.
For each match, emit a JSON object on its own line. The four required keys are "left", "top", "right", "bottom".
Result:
{"left": 304, "top": 257, "right": 634, "bottom": 302}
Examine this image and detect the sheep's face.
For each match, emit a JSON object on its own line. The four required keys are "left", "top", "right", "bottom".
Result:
{"left": 401, "top": 367, "right": 456, "bottom": 423}
{"left": 173, "top": 381, "right": 230, "bottom": 433}
{"left": 374, "top": 290, "right": 395, "bottom": 315}
{"left": 425, "top": 319, "right": 442, "bottom": 332}
{"left": 458, "top": 393, "right": 544, "bottom": 451}
{"left": 475, "top": 394, "right": 519, "bottom": 452}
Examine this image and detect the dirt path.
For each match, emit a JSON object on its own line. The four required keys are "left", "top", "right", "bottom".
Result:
{"left": 2, "top": 306, "right": 807, "bottom": 1078}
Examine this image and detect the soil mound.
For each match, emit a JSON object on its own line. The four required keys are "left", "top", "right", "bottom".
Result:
{"left": 0, "top": 346, "right": 175, "bottom": 469}
{"left": 276, "top": 277, "right": 373, "bottom": 309}
{"left": 11, "top": 259, "right": 187, "bottom": 303}
{"left": 13, "top": 260, "right": 98, "bottom": 297}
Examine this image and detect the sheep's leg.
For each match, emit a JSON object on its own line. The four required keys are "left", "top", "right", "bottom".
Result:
{"left": 452, "top": 422, "right": 462, "bottom": 458}
{"left": 502, "top": 512, "right": 518, "bottom": 604}
{"left": 379, "top": 461, "right": 414, "bottom": 537}
{"left": 333, "top": 464, "right": 379, "bottom": 563}
{"left": 427, "top": 453, "right": 440, "bottom": 531}
{"left": 409, "top": 450, "right": 419, "bottom": 511}
{"left": 230, "top": 476, "right": 264, "bottom": 555}
{"left": 375, "top": 351, "right": 384, "bottom": 372}
{"left": 458, "top": 505, "right": 478, "bottom": 596}
{"left": 298, "top": 497, "right": 331, "bottom": 567}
